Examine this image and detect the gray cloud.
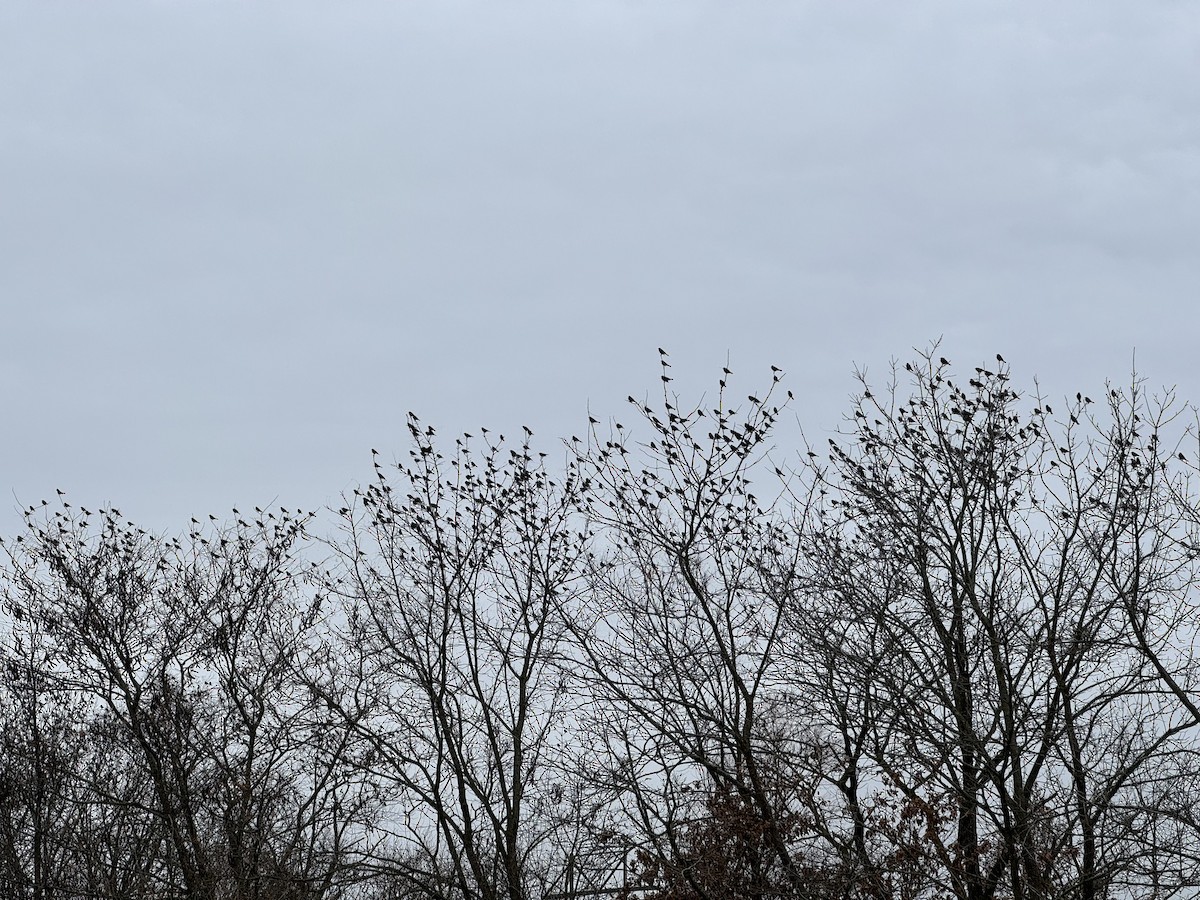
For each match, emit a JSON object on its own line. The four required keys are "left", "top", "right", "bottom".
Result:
{"left": 1, "top": 0, "right": 1197, "bottom": 531}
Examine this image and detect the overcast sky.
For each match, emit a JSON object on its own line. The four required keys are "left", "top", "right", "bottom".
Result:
{"left": 1, "top": 1, "right": 1198, "bottom": 533}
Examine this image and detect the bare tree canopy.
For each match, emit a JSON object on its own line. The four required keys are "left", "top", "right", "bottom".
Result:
{"left": 3, "top": 349, "right": 1200, "bottom": 900}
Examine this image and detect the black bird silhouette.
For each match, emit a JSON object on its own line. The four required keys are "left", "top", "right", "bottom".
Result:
{"left": 940, "top": 357, "right": 950, "bottom": 366}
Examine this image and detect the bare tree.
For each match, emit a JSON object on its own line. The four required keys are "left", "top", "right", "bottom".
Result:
{"left": 563, "top": 356, "right": 841, "bottom": 900}
{"left": 312, "top": 416, "right": 592, "bottom": 900}
{"left": 1, "top": 501, "right": 370, "bottom": 900}
{"left": 0, "top": 614, "right": 89, "bottom": 900}
{"left": 801, "top": 351, "right": 1200, "bottom": 900}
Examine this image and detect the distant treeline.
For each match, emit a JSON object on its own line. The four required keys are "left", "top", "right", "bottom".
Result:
{"left": 4, "top": 349, "right": 1200, "bottom": 900}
